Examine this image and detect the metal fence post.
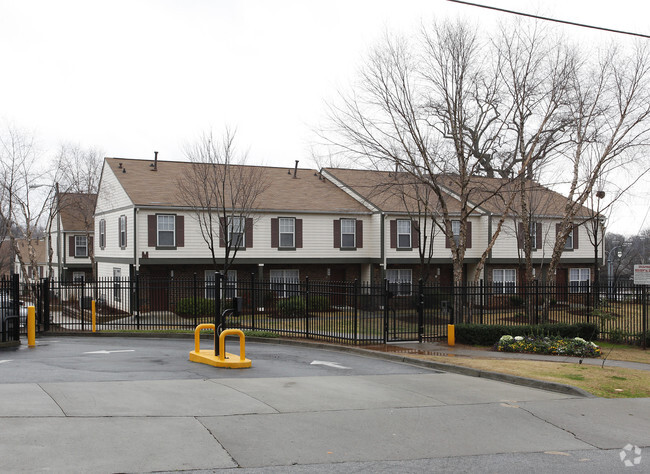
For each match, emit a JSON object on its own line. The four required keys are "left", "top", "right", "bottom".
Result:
{"left": 251, "top": 272, "right": 257, "bottom": 331}
{"left": 354, "top": 279, "right": 359, "bottom": 345}
{"left": 214, "top": 272, "right": 222, "bottom": 357}
{"left": 643, "top": 284, "right": 647, "bottom": 350}
{"left": 535, "top": 280, "right": 539, "bottom": 325}
{"left": 305, "top": 276, "right": 310, "bottom": 339}
{"left": 381, "top": 278, "right": 388, "bottom": 344}
{"left": 135, "top": 271, "right": 140, "bottom": 330}
{"left": 193, "top": 272, "right": 198, "bottom": 328}
{"left": 43, "top": 278, "right": 50, "bottom": 332}
{"left": 418, "top": 278, "right": 424, "bottom": 343}
{"left": 480, "top": 279, "right": 485, "bottom": 325}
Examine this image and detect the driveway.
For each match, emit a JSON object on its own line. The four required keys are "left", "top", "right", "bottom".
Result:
{"left": 0, "top": 336, "right": 647, "bottom": 473}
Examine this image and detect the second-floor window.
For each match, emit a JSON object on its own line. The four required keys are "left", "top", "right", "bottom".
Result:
{"left": 279, "top": 217, "right": 295, "bottom": 248}
{"left": 119, "top": 215, "right": 127, "bottom": 249}
{"left": 99, "top": 219, "right": 106, "bottom": 249}
{"left": 75, "top": 235, "right": 88, "bottom": 257}
{"left": 341, "top": 218, "right": 356, "bottom": 248}
{"left": 529, "top": 222, "right": 538, "bottom": 249}
{"left": 229, "top": 216, "right": 245, "bottom": 248}
{"left": 397, "top": 220, "right": 411, "bottom": 248}
{"left": 452, "top": 220, "right": 461, "bottom": 245}
{"left": 157, "top": 215, "right": 175, "bottom": 247}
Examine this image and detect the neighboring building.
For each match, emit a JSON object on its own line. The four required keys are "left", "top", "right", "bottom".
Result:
{"left": 13, "top": 239, "right": 48, "bottom": 283}
{"left": 48, "top": 192, "right": 97, "bottom": 282}
{"left": 94, "top": 157, "right": 602, "bottom": 305}
{"left": 322, "top": 168, "right": 602, "bottom": 294}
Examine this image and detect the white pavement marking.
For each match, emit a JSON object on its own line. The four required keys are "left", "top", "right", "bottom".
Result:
{"left": 0, "top": 360, "right": 12, "bottom": 364}
{"left": 310, "top": 360, "right": 351, "bottom": 369}
{"left": 83, "top": 350, "right": 135, "bottom": 355}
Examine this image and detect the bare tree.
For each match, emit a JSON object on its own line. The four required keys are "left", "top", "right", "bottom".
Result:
{"left": 0, "top": 125, "right": 49, "bottom": 281}
{"left": 177, "top": 128, "right": 268, "bottom": 278}
{"left": 325, "top": 21, "right": 520, "bottom": 285}
{"left": 547, "top": 44, "right": 650, "bottom": 283}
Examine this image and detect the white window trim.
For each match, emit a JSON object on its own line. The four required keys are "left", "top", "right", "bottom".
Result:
{"left": 340, "top": 218, "right": 356, "bottom": 249}
{"left": 75, "top": 235, "right": 88, "bottom": 257}
{"left": 119, "top": 215, "right": 127, "bottom": 248}
{"left": 569, "top": 268, "right": 590, "bottom": 293}
{"left": 228, "top": 216, "right": 246, "bottom": 248}
{"left": 279, "top": 217, "right": 295, "bottom": 248}
{"left": 529, "top": 222, "right": 538, "bottom": 250}
{"left": 157, "top": 214, "right": 176, "bottom": 247}
{"left": 451, "top": 220, "right": 461, "bottom": 245}
{"left": 493, "top": 269, "right": 517, "bottom": 294}
{"left": 270, "top": 269, "right": 300, "bottom": 298}
{"left": 99, "top": 219, "right": 106, "bottom": 249}
{"left": 564, "top": 227, "right": 574, "bottom": 250}
{"left": 396, "top": 219, "right": 411, "bottom": 249}
{"left": 386, "top": 269, "right": 412, "bottom": 296}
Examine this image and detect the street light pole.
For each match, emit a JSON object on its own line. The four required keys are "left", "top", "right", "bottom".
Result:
{"left": 607, "top": 244, "right": 624, "bottom": 301}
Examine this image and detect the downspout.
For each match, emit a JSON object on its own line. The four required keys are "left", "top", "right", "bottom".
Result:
{"left": 133, "top": 207, "right": 139, "bottom": 271}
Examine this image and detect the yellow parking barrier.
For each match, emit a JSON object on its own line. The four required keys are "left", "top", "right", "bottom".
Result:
{"left": 28, "top": 305, "right": 35, "bottom": 347}
{"left": 92, "top": 300, "right": 96, "bottom": 332}
{"left": 448, "top": 324, "right": 455, "bottom": 346}
{"left": 189, "top": 324, "right": 251, "bottom": 368}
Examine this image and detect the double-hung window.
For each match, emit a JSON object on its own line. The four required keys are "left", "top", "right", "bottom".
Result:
{"left": 229, "top": 216, "right": 245, "bottom": 248}
{"left": 157, "top": 215, "right": 175, "bottom": 247}
{"left": 564, "top": 227, "right": 574, "bottom": 250}
{"left": 397, "top": 220, "right": 411, "bottom": 248}
{"left": 529, "top": 222, "right": 538, "bottom": 249}
{"left": 451, "top": 220, "right": 461, "bottom": 245}
{"left": 569, "top": 268, "right": 590, "bottom": 293}
{"left": 340, "top": 218, "right": 356, "bottom": 248}
{"left": 270, "top": 269, "right": 299, "bottom": 298}
{"left": 113, "top": 268, "right": 121, "bottom": 302}
{"left": 386, "top": 269, "right": 412, "bottom": 296}
{"left": 279, "top": 218, "right": 295, "bottom": 248}
{"left": 493, "top": 269, "right": 516, "bottom": 294}
{"left": 75, "top": 235, "right": 88, "bottom": 257}
{"left": 73, "top": 272, "right": 85, "bottom": 284}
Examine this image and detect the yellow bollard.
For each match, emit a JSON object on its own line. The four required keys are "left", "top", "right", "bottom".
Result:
{"left": 28, "top": 305, "right": 36, "bottom": 348}
{"left": 448, "top": 324, "right": 455, "bottom": 346}
{"left": 92, "top": 300, "right": 96, "bottom": 332}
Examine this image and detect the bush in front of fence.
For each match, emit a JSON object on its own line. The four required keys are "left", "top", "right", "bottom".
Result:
{"left": 175, "top": 298, "right": 216, "bottom": 317}
{"left": 455, "top": 323, "right": 600, "bottom": 346}
{"left": 275, "top": 295, "right": 331, "bottom": 318}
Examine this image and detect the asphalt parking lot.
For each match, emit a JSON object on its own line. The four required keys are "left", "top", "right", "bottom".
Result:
{"left": 1, "top": 336, "right": 648, "bottom": 473}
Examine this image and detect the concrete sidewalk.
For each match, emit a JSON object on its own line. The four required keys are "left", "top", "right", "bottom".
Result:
{"left": 1, "top": 336, "right": 649, "bottom": 473}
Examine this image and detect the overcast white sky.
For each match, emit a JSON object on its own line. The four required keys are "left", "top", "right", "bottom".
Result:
{"left": 1, "top": 0, "right": 649, "bottom": 235}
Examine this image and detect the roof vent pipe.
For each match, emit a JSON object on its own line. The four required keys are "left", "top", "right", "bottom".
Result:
{"left": 293, "top": 160, "right": 299, "bottom": 178}
{"left": 153, "top": 151, "right": 158, "bottom": 171}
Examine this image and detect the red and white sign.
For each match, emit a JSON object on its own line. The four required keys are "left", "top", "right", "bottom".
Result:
{"left": 633, "top": 265, "right": 650, "bottom": 285}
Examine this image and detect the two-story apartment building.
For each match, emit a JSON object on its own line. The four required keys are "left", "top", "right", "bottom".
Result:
{"left": 94, "top": 158, "right": 377, "bottom": 301}
{"left": 94, "top": 157, "right": 602, "bottom": 301}
{"left": 48, "top": 192, "right": 97, "bottom": 282}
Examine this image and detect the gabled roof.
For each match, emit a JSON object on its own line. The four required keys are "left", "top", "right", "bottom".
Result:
{"left": 58, "top": 193, "right": 97, "bottom": 231}
{"left": 325, "top": 168, "right": 593, "bottom": 219}
{"left": 104, "top": 158, "right": 369, "bottom": 213}
{"left": 15, "top": 239, "right": 48, "bottom": 264}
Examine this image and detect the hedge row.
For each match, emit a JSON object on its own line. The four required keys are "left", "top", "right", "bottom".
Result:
{"left": 455, "top": 323, "right": 600, "bottom": 346}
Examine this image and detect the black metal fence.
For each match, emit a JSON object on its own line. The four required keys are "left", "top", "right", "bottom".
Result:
{"left": 35, "top": 276, "right": 648, "bottom": 346}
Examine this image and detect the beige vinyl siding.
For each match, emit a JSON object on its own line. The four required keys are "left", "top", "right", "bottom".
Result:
{"left": 95, "top": 209, "right": 133, "bottom": 259}
{"left": 96, "top": 163, "right": 133, "bottom": 215}
{"left": 136, "top": 211, "right": 378, "bottom": 260}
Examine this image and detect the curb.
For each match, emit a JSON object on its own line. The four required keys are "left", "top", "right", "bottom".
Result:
{"left": 38, "top": 332, "right": 594, "bottom": 398}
